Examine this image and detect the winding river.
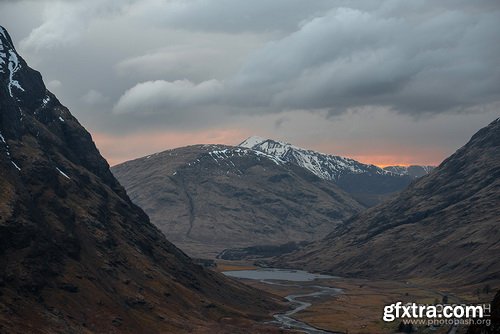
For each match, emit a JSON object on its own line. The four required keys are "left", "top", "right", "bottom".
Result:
{"left": 223, "top": 268, "right": 343, "bottom": 334}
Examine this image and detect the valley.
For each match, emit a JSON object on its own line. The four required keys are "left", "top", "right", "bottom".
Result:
{"left": 1, "top": 2, "right": 499, "bottom": 332}
{"left": 215, "top": 261, "right": 493, "bottom": 334}
{"left": 110, "top": 119, "right": 499, "bottom": 333}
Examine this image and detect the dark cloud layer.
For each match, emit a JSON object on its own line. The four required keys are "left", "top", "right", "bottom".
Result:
{"left": 0, "top": 0, "right": 498, "bottom": 164}
{"left": 108, "top": 1, "right": 500, "bottom": 118}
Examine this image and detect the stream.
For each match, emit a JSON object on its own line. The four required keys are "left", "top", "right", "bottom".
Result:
{"left": 223, "top": 268, "right": 343, "bottom": 334}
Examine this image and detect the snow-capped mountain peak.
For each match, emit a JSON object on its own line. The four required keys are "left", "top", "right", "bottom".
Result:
{"left": 238, "top": 136, "right": 390, "bottom": 181}
{"left": 1, "top": 25, "right": 50, "bottom": 110}
{"left": 0, "top": 26, "right": 25, "bottom": 98}
{"left": 239, "top": 135, "right": 267, "bottom": 148}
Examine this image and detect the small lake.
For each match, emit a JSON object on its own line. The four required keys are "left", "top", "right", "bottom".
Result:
{"left": 222, "top": 268, "right": 336, "bottom": 281}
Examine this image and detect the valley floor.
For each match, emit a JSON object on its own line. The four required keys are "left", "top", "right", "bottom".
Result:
{"left": 214, "top": 261, "right": 494, "bottom": 334}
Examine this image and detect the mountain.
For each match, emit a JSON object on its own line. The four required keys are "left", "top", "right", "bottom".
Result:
{"left": 240, "top": 136, "right": 414, "bottom": 206}
{"left": 112, "top": 144, "right": 364, "bottom": 258}
{"left": 0, "top": 26, "right": 284, "bottom": 333}
{"left": 383, "top": 165, "right": 435, "bottom": 178}
{"left": 275, "top": 119, "right": 500, "bottom": 284}
{"left": 239, "top": 136, "right": 392, "bottom": 181}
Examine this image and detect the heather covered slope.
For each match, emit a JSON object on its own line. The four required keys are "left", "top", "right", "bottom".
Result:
{"left": 0, "top": 26, "right": 283, "bottom": 334}
{"left": 112, "top": 144, "right": 364, "bottom": 258}
{"left": 276, "top": 118, "right": 500, "bottom": 285}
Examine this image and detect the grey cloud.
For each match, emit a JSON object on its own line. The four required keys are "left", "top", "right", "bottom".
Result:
{"left": 113, "top": 2, "right": 500, "bottom": 118}
{"left": 47, "top": 79, "right": 61, "bottom": 90}
{"left": 81, "top": 89, "right": 109, "bottom": 105}
{"left": 128, "top": 0, "right": 340, "bottom": 34}
{"left": 1, "top": 0, "right": 499, "bottom": 164}
{"left": 113, "top": 79, "right": 223, "bottom": 114}
{"left": 19, "top": 0, "right": 135, "bottom": 50}
{"left": 226, "top": 5, "right": 500, "bottom": 115}
{"left": 114, "top": 37, "right": 260, "bottom": 82}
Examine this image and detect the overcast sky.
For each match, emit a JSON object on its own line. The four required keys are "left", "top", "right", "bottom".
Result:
{"left": 1, "top": 0, "right": 499, "bottom": 166}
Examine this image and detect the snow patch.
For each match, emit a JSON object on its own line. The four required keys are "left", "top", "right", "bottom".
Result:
{"left": 205, "top": 147, "right": 285, "bottom": 171}
{"left": 56, "top": 167, "right": 71, "bottom": 179}
{"left": 42, "top": 95, "right": 51, "bottom": 107}
{"left": 11, "top": 161, "right": 21, "bottom": 171}
{"left": 0, "top": 42, "right": 5, "bottom": 73}
{"left": 7, "top": 50, "right": 24, "bottom": 97}
{"left": 0, "top": 131, "right": 10, "bottom": 158}
{"left": 239, "top": 136, "right": 266, "bottom": 148}
{"left": 0, "top": 29, "right": 25, "bottom": 97}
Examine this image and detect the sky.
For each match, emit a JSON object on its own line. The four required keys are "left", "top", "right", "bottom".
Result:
{"left": 0, "top": 0, "right": 499, "bottom": 166}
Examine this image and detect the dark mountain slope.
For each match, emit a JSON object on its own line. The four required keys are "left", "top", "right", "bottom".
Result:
{"left": 276, "top": 118, "right": 500, "bottom": 285}
{"left": 112, "top": 145, "right": 364, "bottom": 258}
{"left": 0, "top": 26, "right": 283, "bottom": 334}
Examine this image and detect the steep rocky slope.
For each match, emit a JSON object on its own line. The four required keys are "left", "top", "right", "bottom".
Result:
{"left": 276, "top": 118, "right": 500, "bottom": 285}
{"left": 0, "top": 26, "right": 284, "bottom": 334}
{"left": 113, "top": 145, "right": 364, "bottom": 258}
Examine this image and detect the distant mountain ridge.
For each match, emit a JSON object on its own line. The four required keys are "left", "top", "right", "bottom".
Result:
{"left": 383, "top": 165, "right": 435, "bottom": 178}
{"left": 240, "top": 136, "right": 391, "bottom": 181}
{"left": 240, "top": 136, "right": 418, "bottom": 206}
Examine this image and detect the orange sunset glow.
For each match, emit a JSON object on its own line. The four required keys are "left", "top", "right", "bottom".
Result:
{"left": 92, "top": 129, "right": 448, "bottom": 168}
{"left": 92, "top": 129, "right": 253, "bottom": 166}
